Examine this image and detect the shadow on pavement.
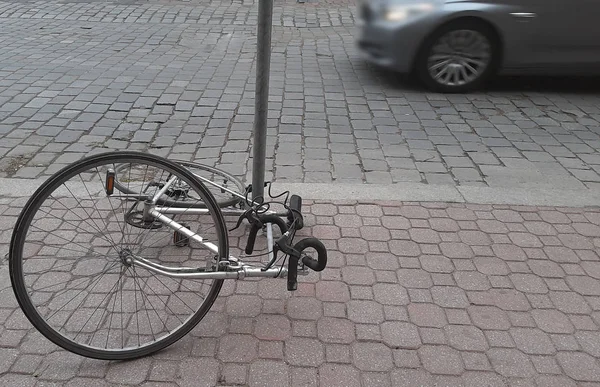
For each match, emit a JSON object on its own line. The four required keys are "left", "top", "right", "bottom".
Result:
{"left": 371, "top": 66, "right": 600, "bottom": 94}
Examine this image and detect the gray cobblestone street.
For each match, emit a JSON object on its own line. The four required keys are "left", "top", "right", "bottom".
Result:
{"left": 2, "top": 0, "right": 600, "bottom": 385}
{"left": 1, "top": 0, "right": 600, "bottom": 189}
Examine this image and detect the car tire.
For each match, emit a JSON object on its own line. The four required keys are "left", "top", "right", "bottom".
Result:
{"left": 415, "top": 20, "right": 500, "bottom": 93}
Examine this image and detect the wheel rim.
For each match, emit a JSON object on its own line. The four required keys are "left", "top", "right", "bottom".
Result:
{"left": 427, "top": 29, "right": 492, "bottom": 87}
{"left": 11, "top": 154, "right": 225, "bottom": 358}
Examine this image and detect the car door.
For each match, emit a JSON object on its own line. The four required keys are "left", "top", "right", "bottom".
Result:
{"left": 518, "top": 0, "right": 600, "bottom": 69}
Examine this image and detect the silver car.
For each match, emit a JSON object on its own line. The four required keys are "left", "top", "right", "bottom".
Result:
{"left": 356, "top": 0, "right": 600, "bottom": 92}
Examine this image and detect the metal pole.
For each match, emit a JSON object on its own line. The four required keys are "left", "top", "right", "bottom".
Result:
{"left": 251, "top": 0, "right": 273, "bottom": 202}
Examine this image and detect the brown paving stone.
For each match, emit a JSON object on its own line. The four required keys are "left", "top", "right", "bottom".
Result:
{"left": 531, "top": 309, "right": 574, "bottom": 334}
{"left": 381, "top": 321, "right": 421, "bottom": 349}
{"left": 565, "top": 275, "right": 600, "bottom": 295}
{"left": 582, "top": 262, "right": 600, "bottom": 279}
{"left": 317, "top": 317, "right": 355, "bottom": 344}
{"left": 454, "top": 271, "right": 491, "bottom": 291}
{"left": 468, "top": 306, "right": 510, "bottom": 330}
{"left": 249, "top": 360, "right": 289, "bottom": 387}
{"left": 557, "top": 352, "right": 600, "bottom": 382}
{"left": 362, "top": 371, "right": 392, "bottom": 387}
{"left": 488, "top": 348, "right": 535, "bottom": 378}
{"left": 419, "top": 255, "right": 454, "bottom": 273}
{"left": 341, "top": 266, "right": 375, "bottom": 286}
{"left": 558, "top": 233, "right": 595, "bottom": 249}
{"left": 418, "top": 345, "right": 464, "bottom": 375}
{"left": 509, "top": 273, "right": 548, "bottom": 294}
{"left": 352, "top": 342, "right": 394, "bottom": 372}
{"left": 397, "top": 269, "right": 433, "bottom": 289}
{"left": 544, "top": 246, "right": 580, "bottom": 263}
{"left": 325, "top": 344, "right": 352, "bottom": 364}
{"left": 258, "top": 341, "right": 284, "bottom": 359}
{"left": 218, "top": 335, "right": 258, "bottom": 363}
{"left": 447, "top": 207, "right": 477, "bottom": 221}
{"left": 527, "top": 260, "right": 564, "bottom": 278}
{"left": 492, "top": 244, "right": 527, "bottom": 261}
{"left": 440, "top": 242, "right": 474, "bottom": 259}
{"left": 459, "top": 230, "right": 492, "bottom": 245}
{"left": 575, "top": 331, "right": 600, "bottom": 357}
{"left": 535, "top": 375, "right": 576, "bottom": 387}
{"left": 573, "top": 222, "right": 600, "bottom": 237}
{"left": 315, "top": 281, "right": 350, "bottom": 302}
{"left": 444, "top": 324, "right": 488, "bottom": 351}
{"left": 290, "top": 367, "right": 316, "bottom": 387}
{"left": 409, "top": 228, "right": 441, "bottom": 244}
{"left": 509, "top": 328, "right": 555, "bottom": 355}
{"left": 347, "top": 300, "right": 384, "bottom": 324}
{"left": 419, "top": 327, "right": 447, "bottom": 345}
{"left": 285, "top": 337, "right": 324, "bottom": 367}
{"left": 549, "top": 291, "right": 592, "bottom": 314}
{"left": 431, "top": 286, "right": 469, "bottom": 308}
{"left": 408, "top": 303, "right": 447, "bottom": 328}
{"left": 319, "top": 364, "right": 360, "bottom": 387}
{"left": 287, "top": 297, "right": 323, "bottom": 320}
{"left": 474, "top": 256, "right": 510, "bottom": 275}
{"left": 388, "top": 239, "right": 421, "bottom": 256}
{"left": 392, "top": 349, "right": 421, "bottom": 368}
{"left": 254, "top": 315, "right": 291, "bottom": 341}
{"left": 430, "top": 217, "right": 460, "bottom": 232}
{"left": 524, "top": 221, "right": 557, "bottom": 236}
{"left": 373, "top": 283, "right": 409, "bottom": 305}
{"left": 461, "top": 352, "right": 492, "bottom": 372}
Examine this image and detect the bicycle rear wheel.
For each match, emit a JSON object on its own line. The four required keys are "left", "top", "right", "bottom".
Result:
{"left": 113, "top": 160, "right": 245, "bottom": 209}
{"left": 9, "top": 152, "right": 229, "bottom": 360}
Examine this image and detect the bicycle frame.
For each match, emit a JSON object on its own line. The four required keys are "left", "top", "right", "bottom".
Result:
{"left": 126, "top": 176, "right": 293, "bottom": 281}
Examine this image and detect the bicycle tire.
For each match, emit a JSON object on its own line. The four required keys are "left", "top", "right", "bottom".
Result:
{"left": 10, "top": 151, "right": 229, "bottom": 360}
{"left": 113, "top": 160, "right": 245, "bottom": 209}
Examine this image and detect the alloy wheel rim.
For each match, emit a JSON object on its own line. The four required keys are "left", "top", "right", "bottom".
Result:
{"left": 427, "top": 29, "right": 492, "bottom": 87}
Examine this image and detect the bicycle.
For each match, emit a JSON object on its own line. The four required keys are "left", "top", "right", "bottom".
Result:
{"left": 9, "top": 151, "right": 327, "bottom": 360}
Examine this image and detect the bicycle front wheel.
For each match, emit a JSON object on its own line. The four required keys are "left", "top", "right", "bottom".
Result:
{"left": 9, "top": 152, "right": 229, "bottom": 360}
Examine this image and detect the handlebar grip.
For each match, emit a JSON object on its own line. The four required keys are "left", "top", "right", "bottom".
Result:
{"left": 245, "top": 223, "right": 261, "bottom": 255}
{"left": 294, "top": 237, "right": 327, "bottom": 272}
{"left": 288, "top": 194, "right": 304, "bottom": 230}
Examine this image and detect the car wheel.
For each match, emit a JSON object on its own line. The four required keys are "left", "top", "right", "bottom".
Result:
{"left": 415, "top": 20, "right": 500, "bottom": 93}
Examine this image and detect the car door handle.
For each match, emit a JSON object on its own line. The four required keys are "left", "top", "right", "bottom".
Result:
{"left": 510, "top": 12, "right": 537, "bottom": 19}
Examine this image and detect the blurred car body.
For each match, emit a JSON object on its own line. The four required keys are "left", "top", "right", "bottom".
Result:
{"left": 356, "top": 0, "right": 600, "bottom": 92}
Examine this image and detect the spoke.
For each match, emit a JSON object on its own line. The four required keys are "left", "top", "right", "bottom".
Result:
{"left": 464, "top": 57, "right": 486, "bottom": 68}
{"left": 142, "top": 268, "right": 199, "bottom": 316}
{"left": 130, "top": 265, "right": 163, "bottom": 343}
{"left": 459, "top": 66, "right": 470, "bottom": 82}
{"left": 93, "top": 167, "right": 128, "bottom": 250}
{"left": 34, "top": 207, "right": 104, "bottom": 245}
{"left": 461, "top": 60, "right": 478, "bottom": 75}
{"left": 434, "top": 66, "right": 449, "bottom": 80}
{"left": 135, "top": 269, "right": 188, "bottom": 326}
{"left": 29, "top": 225, "right": 110, "bottom": 256}
{"left": 70, "top": 177, "right": 122, "bottom": 251}
{"left": 44, "top": 261, "right": 119, "bottom": 325}
{"left": 429, "top": 58, "right": 452, "bottom": 72}
{"left": 104, "top": 266, "right": 123, "bottom": 349}
{"left": 60, "top": 182, "right": 121, "bottom": 252}
{"left": 47, "top": 193, "right": 107, "bottom": 238}
{"left": 73, "top": 266, "right": 125, "bottom": 341}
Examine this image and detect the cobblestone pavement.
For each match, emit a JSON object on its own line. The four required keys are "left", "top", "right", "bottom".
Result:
{"left": 1, "top": 198, "right": 600, "bottom": 386}
{"left": 1, "top": 0, "right": 600, "bottom": 190}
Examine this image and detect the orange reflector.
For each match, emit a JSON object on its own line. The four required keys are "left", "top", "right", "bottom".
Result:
{"left": 106, "top": 169, "right": 115, "bottom": 196}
